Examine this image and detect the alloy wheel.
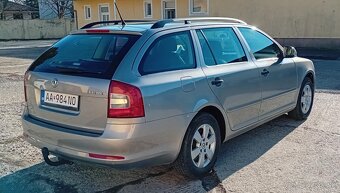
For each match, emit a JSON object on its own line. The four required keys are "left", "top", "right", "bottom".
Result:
{"left": 191, "top": 124, "right": 216, "bottom": 168}
{"left": 301, "top": 84, "right": 312, "bottom": 114}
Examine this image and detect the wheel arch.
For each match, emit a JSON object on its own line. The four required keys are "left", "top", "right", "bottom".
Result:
{"left": 305, "top": 70, "right": 315, "bottom": 84}
{"left": 194, "top": 105, "right": 228, "bottom": 143}
{"left": 294, "top": 57, "right": 315, "bottom": 89}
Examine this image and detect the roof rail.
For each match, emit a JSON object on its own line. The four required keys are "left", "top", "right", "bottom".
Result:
{"left": 151, "top": 17, "right": 247, "bottom": 29}
{"left": 81, "top": 20, "right": 155, "bottom": 29}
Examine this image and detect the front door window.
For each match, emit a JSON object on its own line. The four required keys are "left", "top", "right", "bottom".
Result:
{"left": 163, "top": 1, "right": 176, "bottom": 19}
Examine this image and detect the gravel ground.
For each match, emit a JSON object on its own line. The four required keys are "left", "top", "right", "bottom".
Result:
{"left": 0, "top": 45, "right": 339, "bottom": 193}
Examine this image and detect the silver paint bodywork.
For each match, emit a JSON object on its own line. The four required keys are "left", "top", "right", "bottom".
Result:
{"left": 22, "top": 22, "right": 315, "bottom": 167}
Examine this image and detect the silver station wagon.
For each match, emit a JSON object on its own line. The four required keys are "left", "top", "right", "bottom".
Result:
{"left": 22, "top": 18, "right": 315, "bottom": 177}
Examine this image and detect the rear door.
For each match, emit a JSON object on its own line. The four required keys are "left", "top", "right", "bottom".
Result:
{"left": 238, "top": 27, "right": 298, "bottom": 119}
{"left": 195, "top": 27, "right": 262, "bottom": 131}
{"left": 131, "top": 29, "right": 210, "bottom": 122}
{"left": 25, "top": 33, "right": 139, "bottom": 134}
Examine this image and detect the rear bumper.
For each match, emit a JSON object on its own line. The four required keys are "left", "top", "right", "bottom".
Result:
{"left": 22, "top": 109, "right": 192, "bottom": 168}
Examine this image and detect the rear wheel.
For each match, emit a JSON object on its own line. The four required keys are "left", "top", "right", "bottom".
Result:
{"left": 289, "top": 77, "right": 314, "bottom": 120}
{"left": 174, "top": 113, "right": 221, "bottom": 178}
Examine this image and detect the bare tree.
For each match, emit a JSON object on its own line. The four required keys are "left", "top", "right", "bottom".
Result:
{"left": 40, "top": 0, "right": 73, "bottom": 19}
{"left": 0, "top": 0, "right": 9, "bottom": 20}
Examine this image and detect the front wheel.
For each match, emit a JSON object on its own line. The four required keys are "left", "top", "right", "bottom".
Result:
{"left": 173, "top": 113, "right": 221, "bottom": 178}
{"left": 289, "top": 77, "right": 314, "bottom": 120}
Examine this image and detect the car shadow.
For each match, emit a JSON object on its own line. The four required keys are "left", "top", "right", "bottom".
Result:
{"left": 0, "top": 115, "right": 304, "bottom": 193}
{"left": 200, "top": 114, "right": 304, "bottom": 191}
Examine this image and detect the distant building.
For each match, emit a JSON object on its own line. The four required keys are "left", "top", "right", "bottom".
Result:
{"left": 38, "top": 0, "right": 74, "bottom": 19}
{"left": 73, "top": 0, "right": 340, "bottom": 48}
{"left": 0, "top": 1, "right": 39, "bottom": 20}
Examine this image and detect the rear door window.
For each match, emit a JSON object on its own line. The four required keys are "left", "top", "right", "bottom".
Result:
{"left": 238, "top": 27, "right": 282, "bottom": 60}
{"left": 139, "top": 31, "right": 196, "bottom": 75}
{"left": 197, "top": 28, "right": 247, "bottom": 66}
{"left": 196, "top": 30, "right": 216, "bottom": 66}
{"left": 29, "top": 34, "right": 139, "bottom": 79}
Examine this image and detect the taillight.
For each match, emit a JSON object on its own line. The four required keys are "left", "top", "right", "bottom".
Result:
{"left": 86, "top": 29, "right": 110, "bottom": 33}
{"left": 108, "top": 80, "right": 145, "bottom": 118}
{"left": 24, "top": 71, "right": 29, "bottom": 102}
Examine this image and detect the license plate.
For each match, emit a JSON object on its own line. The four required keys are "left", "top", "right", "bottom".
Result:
{"left": 41, "top": 90, "right": 79, "bottom": 110}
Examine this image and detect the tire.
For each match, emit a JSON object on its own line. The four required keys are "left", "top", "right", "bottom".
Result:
{"left": 173, "top": 113, "right": 221, "bottom": 178}
{"left": 288, "top": 77, "right": 314, "bottom": 120}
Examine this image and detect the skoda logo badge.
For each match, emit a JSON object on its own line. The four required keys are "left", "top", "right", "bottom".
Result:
{"left": 51, "top": 78, "right": 58, "bottom": 88}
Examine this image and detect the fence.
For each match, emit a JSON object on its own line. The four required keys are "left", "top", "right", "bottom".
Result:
{"left": 0, "top": 19, "right": 76, "bottom": 40}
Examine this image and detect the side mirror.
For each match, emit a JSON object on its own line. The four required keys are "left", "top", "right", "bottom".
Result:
{"left": 284, "top": 46, "right": 298, "bottom": 58}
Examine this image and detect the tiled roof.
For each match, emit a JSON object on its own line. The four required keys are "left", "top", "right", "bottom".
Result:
{"left": 4, "top": 1, "right": 38, "bottom": 12}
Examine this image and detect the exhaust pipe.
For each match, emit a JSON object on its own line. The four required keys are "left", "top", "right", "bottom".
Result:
{"left": 42, "top": 147, "right": 73, "bottom": 166}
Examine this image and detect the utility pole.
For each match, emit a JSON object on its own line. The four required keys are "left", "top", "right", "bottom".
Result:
{"left": 1, "top": 1, "right": 3, "bottom": 20}
{"left": 114, "top": 0, "right": 117, "bottom": 20}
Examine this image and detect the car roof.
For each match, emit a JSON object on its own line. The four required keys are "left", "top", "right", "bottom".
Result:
{"left": 95, "top": 24, "right": 154, "bottom": 33}
{"left": 75, "top": 17, "right": 250, "bottom": 35}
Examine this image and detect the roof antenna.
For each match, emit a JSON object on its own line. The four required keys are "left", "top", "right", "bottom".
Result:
{"left": 114, "top": 2, "right": 126, "bottom": 26}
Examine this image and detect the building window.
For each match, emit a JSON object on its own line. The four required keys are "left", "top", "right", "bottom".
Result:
{"left": 13, "top": 13, "right": 23, "bottom": 19}
{"left": 84, "top": 5, "right": 91, "bottom": 20}
{"left": 190, "top": 0, "right": 208, "bottom": 15}
{"left": 162, "top": 0, "right": 176, "bottom": 19}
{"left": 99, "top": 4, "right": 110, "bottom": 22}
{"left": 144, "top": 1, "right": 152, "bottom": 18}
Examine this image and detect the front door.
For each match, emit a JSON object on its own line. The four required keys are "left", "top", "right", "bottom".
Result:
{"left": 162, "top": 0, "right": 176, "bottom": 19}
{"left": 238, "top": 27, "right": 298, "bottom": 120}
{"left": 99, "top": 4, "right": 110, "bottom": 22}
{"left": 196, "top": 27, "right": 262, "bottom": 131}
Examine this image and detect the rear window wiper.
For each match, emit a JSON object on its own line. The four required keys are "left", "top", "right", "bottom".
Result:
{"left": 54, "top": 66, "right": 103, "bottom": 75}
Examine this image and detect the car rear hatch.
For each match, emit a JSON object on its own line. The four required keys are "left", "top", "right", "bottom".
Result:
{"left": 25, "top": 33, "right": 140, "bottom": 135}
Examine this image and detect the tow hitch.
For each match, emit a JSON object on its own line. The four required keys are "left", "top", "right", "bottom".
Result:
{"left": 42, "top": 147, "right": 73, "bottom": 166}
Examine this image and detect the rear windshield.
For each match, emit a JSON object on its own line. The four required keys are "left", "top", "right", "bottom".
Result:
{"left": 29, "top": 34, "right": 140, "bottom": 79}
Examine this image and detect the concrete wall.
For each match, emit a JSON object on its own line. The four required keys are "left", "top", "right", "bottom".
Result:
{"left": 0, "top": 19, "right": 76, "bottom": 40}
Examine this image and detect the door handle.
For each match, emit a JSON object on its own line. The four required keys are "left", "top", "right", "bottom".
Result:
{"left": 211, "top": 77, "right": 224, "bottom": 87}
{"left": 261, "top": 69, "right": 270, "bottom": 77}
